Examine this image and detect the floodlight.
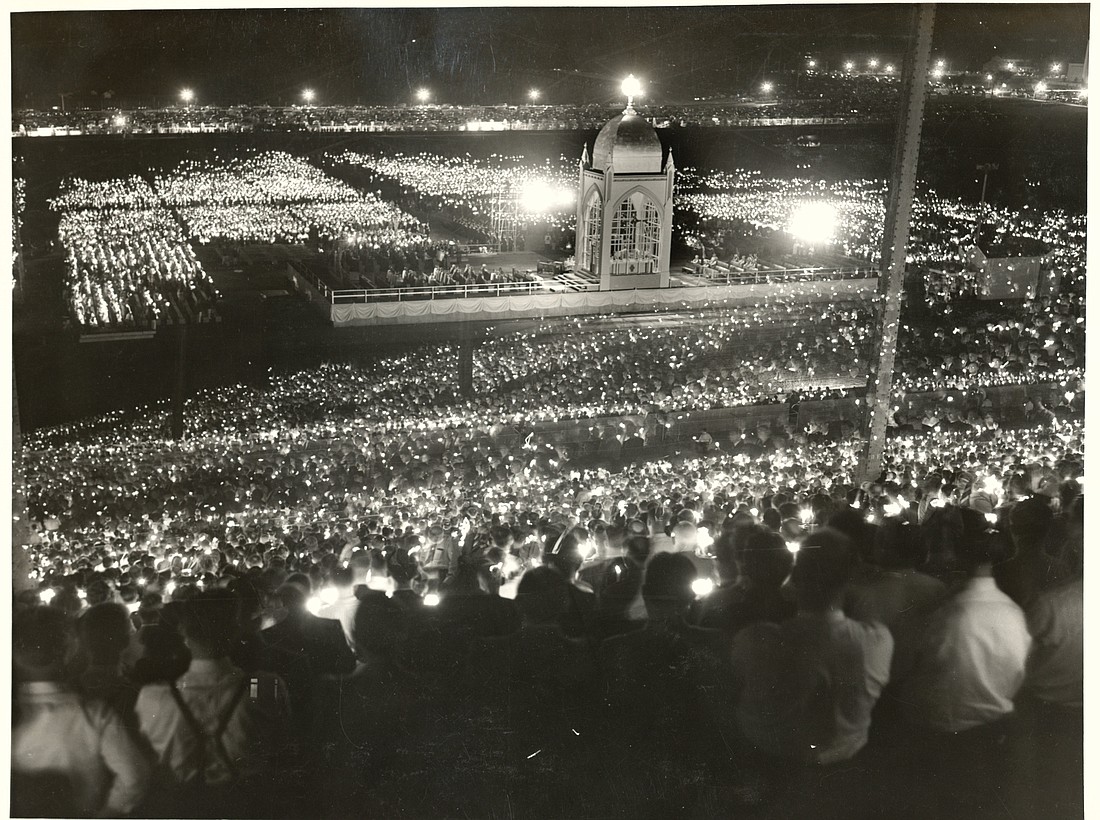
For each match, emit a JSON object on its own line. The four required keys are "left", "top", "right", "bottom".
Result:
{"left": 621, "top": 74, "right": 642, "bottom": 105}
{"left": 692, "top": 578, "right": 715, "bottom": 598}
{"left": 787, "top": 202, "right": 838, "bottom": 246}
{"left": 180, "top": 88, "right": 195, "bottom": 103}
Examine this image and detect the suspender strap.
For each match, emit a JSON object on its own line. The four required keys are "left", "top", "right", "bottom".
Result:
{"left": 168, "top": 677, "right": 250, "bottom": 784}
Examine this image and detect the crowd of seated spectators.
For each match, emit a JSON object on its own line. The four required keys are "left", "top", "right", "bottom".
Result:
{"left": 13, "top": 417, "right": 1083, "bottom": 817}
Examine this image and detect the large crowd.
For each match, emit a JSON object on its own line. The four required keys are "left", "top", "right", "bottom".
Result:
{"left": 13, "top": 404, "right": 1083, "bottom": 816}
{"left": 155, "top": 152, "right": 427, "bottom": 247}
{"left": 14, "top": 215, "right": 1086, "bottom": 813}
{"left": 49, "top": 153, "right": 451, "bottom": 328}
{"left": 325, "top": 150, "right": 577, "bottom": 250}
{"left": 677, "top": 169, "right": 1087, "bottom": 299}
{"left": 52, "top": 177, "right": 219, "bottom": 331}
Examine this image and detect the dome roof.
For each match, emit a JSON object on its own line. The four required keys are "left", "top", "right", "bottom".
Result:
{"left": 591, "top": 110, "right": 663, "bottom": 174}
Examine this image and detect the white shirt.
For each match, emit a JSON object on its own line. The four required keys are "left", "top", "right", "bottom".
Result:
{"left": 899, "top": 576, "right": 1032, "bottom": 732}
{"left": 135, "top": 657, "right": 289, "bottom": 785}
{"left": 732, "top": 610, "right": 893, "bottom": 765}
{"left": 1025, "top": 578, "right": 1082, "bottom": 707}
{"left": 13, "top": 681, "right": 152, "bottom": 816}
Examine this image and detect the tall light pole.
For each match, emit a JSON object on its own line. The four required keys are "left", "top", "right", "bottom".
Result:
{"left": 861, "top": 3, "right": 936, "bottom": 483}
{"left": 974, "top": 163, "right": 998, "bottom": 242}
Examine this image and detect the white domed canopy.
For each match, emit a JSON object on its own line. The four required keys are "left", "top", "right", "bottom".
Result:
{"left": 590, "top": 111, "right": 663, "bottom": 174}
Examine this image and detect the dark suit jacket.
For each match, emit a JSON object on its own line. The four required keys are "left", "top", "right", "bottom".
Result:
{"left": 262, "top": 611, "right": 356, "bottom": 676}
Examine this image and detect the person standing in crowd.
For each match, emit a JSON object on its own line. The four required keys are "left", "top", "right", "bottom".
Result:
{"left": 731, "top": 528, "right": 893, "bottom": 766}
{"left": 135, "top": 589, "right": 292, "bottom": 817}
{"left": 261, "top": 583, "right": 356, "bottom": 676}
{"left": 13, "top": 605, "right": 152, "bottom": 818}
{"left": 696, "top": 525, "right": 795, "bottom": 636}
{"left": 895, "top": 509, "right": 1031, "bottom": 817}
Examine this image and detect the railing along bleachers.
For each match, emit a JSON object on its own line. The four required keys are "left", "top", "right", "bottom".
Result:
{"left": 681, "top": 262, "right": 877, "bottom": 285}
{"left": 331, "top": 277, "right": 548, "bottom": 304}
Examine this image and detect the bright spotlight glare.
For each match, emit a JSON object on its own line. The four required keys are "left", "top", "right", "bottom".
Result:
{"left": 423, "top": 592, "right": 441, "bottom": 607}
{"left": 520, "top": 179, "right": 574, "bottom": 212}
{"left": 885, "top": 65, "right": 895, "bottom": 74}
{"left": 844, "top": 61, "right": 854, "bottom": 71}
{"left": 180, "top": 88, "right": 195, "bottom": 103}
{"left": 787, "top": 202, "right": 838, "bottom": 246}
{"left": 692, "top": 578, "right": 715, "bottom": 598}
{"left": 621, "top": 73, "right": 643, "bottom": 101}
{"left": 306, "top": 596, "right": 322, "bottom": 616}
{"left": 302, "top": 88, "right": 316, "bottom": 103}
{"left": 416, "top": 87, "right": 431, "bottom": 103}
{"left": 868, "top": 58, "right": 880, "bottom": 68}
{"left": 761, "top": 81, "right": 774, "bottom": 93}
{"left": 528, "top": 88, "right": 540, "bottom": 101}
{"left": 113, "top": 115, "right": 127, "bottom": 127}
{"left": 1035, "top": 81, "right": 1047, "bottom": 92}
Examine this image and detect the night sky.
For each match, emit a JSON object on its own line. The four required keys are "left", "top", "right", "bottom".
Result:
{"left": 10, "top": 5, "right": 1091, "bottom": 109}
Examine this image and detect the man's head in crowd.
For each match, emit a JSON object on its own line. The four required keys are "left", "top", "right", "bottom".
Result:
{"left": 78, "top": 602, "right": 133, "bottom": 667}
{"left": 352, "top": 594, "right": 408, "bottom": 661}
{"left": 179, "top": 588, "right": 241, "bottom": 659}
{"left": 14, "top": 606, "right": 75, "bottom": 682}
{"left": 515, "top": 566, "right": 571, "bottom": 626}
{"left": 737, "top": 525, "right": 794, "bottom": 591}
{"left": 641, "top": 552, "right": 698, "bottom": 620}
{"left": 873, "top": 517, "right": 924, "bottom": 571}
{"left": 790, "top": 528, "right": 853, "bottom": 612}
{"left": 711, "top": 531, "right": 741, "bottom": 585}
{"left": 957, "top": 508, "right": 1013, "bottom": 573}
